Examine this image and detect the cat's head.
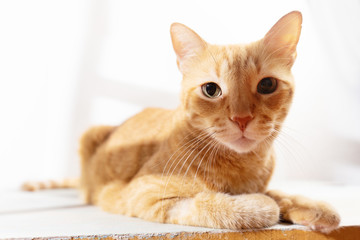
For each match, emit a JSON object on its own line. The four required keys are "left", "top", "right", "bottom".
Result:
{"left": 171, "top": 11, "right": 302, "bottom": 154}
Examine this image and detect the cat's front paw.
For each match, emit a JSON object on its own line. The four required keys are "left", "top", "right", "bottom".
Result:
{"left": 230, "top": 193, "right": 280, "bottom": 229}
{"left": 284, "top": 197, "right": 340, "bottom": 233}
{"left": 169, "top": 192, "right": 280, "bottom": 230}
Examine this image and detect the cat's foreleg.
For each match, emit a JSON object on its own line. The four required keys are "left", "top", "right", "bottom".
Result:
{"left": 167, "top": 191, "right": 279, "bottom": 229}
{"left": 98, "top": 175, "right": 280, "bottom": 230}
{"left": 266, "top": 190, "right": 340, "bottom": 233}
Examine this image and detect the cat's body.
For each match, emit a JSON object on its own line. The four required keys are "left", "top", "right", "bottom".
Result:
{"left": 78, "top": 11, "right": 340, "bottom": 232}
{"left": 81, "top": 107, "right": 274, "bottom": 203}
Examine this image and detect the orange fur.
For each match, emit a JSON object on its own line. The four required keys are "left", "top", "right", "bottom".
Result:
{"left": 79, "top": 11, "right": 340, "bottom": 232}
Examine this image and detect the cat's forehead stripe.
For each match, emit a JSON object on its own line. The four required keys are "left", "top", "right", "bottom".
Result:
{"left": 222, "top": 45, "right": 263, "bottom": 80}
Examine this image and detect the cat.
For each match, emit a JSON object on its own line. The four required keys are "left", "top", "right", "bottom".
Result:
{"left": 26, "top": 11, "right": 340, "bottom": 233}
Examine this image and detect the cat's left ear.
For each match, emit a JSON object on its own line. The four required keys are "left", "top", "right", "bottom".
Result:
{"left": 264, "top": 11, "right": 302, "bottom": 63}
{"left": 170, "top": 23, "right": 207, "bottom": 73}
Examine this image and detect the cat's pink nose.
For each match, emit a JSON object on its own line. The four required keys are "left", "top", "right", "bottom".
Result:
{"left": 231, "top": 116, "right": 253, "bottom": 132}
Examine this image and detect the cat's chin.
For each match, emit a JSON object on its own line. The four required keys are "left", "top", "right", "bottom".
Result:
{"left": 225, "top": 137, "right": 258, "bottom": 154}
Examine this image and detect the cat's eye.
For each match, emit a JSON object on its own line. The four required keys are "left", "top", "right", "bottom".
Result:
{"left": 201, "top": 82, "right": 222, "bottom": 98}
{"left": 257, "top": 77, "right": 278, "bottom": 94}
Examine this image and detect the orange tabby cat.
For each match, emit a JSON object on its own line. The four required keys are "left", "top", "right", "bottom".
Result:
{"left": 77, "top": 11, "right": 340, "bottom": 232}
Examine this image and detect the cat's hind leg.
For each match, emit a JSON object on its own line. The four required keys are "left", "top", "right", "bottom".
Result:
{"left": 98, "top": 175, "right": 280, "bottom": 230}
{"left": 266, "top": 190, "right": 340, "bottom": 233}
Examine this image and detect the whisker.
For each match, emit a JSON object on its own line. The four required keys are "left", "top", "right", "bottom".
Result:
{"left": 179, "top": 132, "right": 217, "bottom": 186}
{"left": 204, "top": 140, "right": 220, "bottom": 183}
{"left": 192, "top": 138, "right": 218, "bottom": 184}
{"left": 167, "top": 131, "right": 213, "bottom": 179}
{"left": 159, "top": 127, "right": 213, "bottom": 213}
{"left": 269, "top": 129, "right": 307, "bottom": 175}
{"left": 251, "top": 149, "right": 262, "bottom": 160}
{"left": 162, "top": 128, "right": 213, "bottom": 179}
{"left": 161, "top": 131, "right": 215, "bottom": 203}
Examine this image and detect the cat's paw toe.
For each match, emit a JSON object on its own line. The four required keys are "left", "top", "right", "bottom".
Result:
{"left": 310, "top": 211, "right": 340, "bottom": 233}
{"left": 292, "top": 202, "right": 340, "bottom": 233}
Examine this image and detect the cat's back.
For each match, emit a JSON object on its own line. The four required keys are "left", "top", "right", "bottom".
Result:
{"left": 106, "top": 107, "right": 176, "bottom": 150}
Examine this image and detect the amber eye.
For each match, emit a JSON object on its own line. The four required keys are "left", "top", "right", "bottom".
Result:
{"left": 201, "top": 82, "right": 222, "bottom": 98}
{"left": 257, "top": 77, "right": 278, "bottom": 94}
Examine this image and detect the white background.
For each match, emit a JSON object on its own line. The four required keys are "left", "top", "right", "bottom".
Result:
{"left": 0, "top": 0, "right": 359, "bottom": 189}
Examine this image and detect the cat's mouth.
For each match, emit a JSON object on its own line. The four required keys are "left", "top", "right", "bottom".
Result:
{"left": 232, "top": 136, "right": 256, "bottom": 146}
{"left": 227, "top": 136, "right": 257, "bottom": 153}
{"left": 214, "top": 126, "right": 260, "bottom": 153}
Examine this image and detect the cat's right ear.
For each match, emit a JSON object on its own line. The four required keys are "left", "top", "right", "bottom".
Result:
{"left": 170, "top": 23, "right": 207, "bottom": 73}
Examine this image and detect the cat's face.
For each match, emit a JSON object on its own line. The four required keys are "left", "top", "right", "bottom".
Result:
{"left": 171, "top": 11, "right": 302, "bottom": 153}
